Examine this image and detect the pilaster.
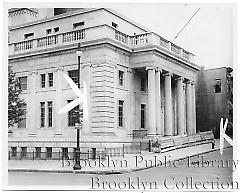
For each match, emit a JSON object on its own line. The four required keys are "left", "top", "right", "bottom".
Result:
{"left": 54, "top": 67, "right": 64, "bottom": 136}
{"left": 29, "top": 70, "right": 37, "bottom": 136}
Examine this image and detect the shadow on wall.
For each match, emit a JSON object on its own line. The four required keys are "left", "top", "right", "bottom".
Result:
{"left": 196, "top": 67, "right": 212, "bottom": 134}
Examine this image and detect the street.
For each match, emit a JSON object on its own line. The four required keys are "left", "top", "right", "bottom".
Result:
{"left": 8, "top": 148, "right": 234, "bottom": 190}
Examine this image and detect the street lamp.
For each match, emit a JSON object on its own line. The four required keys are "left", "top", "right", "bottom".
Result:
{"left": 73, "top": 43, "right": 83, "bottom": 170}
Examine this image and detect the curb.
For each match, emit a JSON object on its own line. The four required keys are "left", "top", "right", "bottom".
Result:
{"left": 8, "top": 145, "right": 232, "bottom": 175}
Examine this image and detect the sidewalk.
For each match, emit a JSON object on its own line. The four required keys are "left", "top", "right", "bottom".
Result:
{"left": 8, "top": 139, "right": 232, "bottom": 174}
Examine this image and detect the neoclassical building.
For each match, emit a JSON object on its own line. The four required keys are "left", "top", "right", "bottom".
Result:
{"left": 8, "top": 8, "right": 200, "bottom": 155}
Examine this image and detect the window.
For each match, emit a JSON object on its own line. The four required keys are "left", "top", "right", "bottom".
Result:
{"left": 24, "top": 32, "right": 34, "bottom": 39}
{"left": 19, "top": 76, "right": 27, "bottom": 90}
{"left": 35, "top": 147, "right": 41, "bottom": 158}
{"left": 73, "top": 22, "right": 84, "bottom": 29}
{"left": 141, "top": 77, "right": 146, "bottom": 91}
{"left": 119, "top": 70, "right": 124, "bottom": 86}
{"left": 215, "top": 79, "right": 221, "bottom": 93}
{"left": 68, "top": 100, "right": 79, "bottom": 127}
{"left": 141, "top": 104, "right": 146, "bottom": 129}
{"left": 41, "top": 74, "right": 46, "bottom": 88}
{"left": 48, "top": 73, "right": 53, "bottom": 87}
{"left": 21, "top": 147, "right": 27, "bottom": 157}
{"left": 46, "top": 29, "right": 52, "bottom": 35}
{"left": 112, "top": 22, "right": 118, "bottom": 29}
{"left": 11, "top": 147, "right": 17, "bottom": 157}
{"left": 68, "top": 70, "right": 79, "bottom": 85}
{"left": 118, "top": 100, "right": 124, "bottom": 127}
{"left": 62, "top": 148, "right": 68, "bottom": 158}
{"left": 46, "top": 147, "right": 52, "bottom": 158}
{"left": 54, "top": 27, "right": 59, "bottom": 33}
{"left": 40, "top": 102, "right": 45, "bottom": 127}
{"left": 48, "top": 101, "right": 53, "bottom": 127}
{"left": 18, "top": 104, "right": 27, "bottom": 128}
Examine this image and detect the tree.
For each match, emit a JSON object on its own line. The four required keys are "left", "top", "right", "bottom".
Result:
{"left": 226, "top": 67, "right": 233, "bottom": 137}
{"left": 8, "top": 65, "right": 26, "bottom": 127}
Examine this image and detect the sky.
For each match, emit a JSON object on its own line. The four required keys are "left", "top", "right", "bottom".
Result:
{"left": 88, "top": 2, "right": 235, "bottom": 69}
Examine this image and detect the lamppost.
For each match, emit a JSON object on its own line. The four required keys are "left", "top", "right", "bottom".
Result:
{"left": 73, "top": 43, "right": 83, "bottom": 170}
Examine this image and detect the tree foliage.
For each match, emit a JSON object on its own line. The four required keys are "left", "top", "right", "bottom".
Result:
{"left": 226, "top": 68, "right": 233, "bottom": 137}
{"left": 8, "top": 65, "right": 26, "bottom": 127}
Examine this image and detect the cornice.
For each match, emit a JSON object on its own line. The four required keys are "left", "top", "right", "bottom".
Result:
{"left": 132, "top": 45, "right": 200, "bottom": 71}
{"left": 9, "top": 37, "right": 199, "bottom": 74}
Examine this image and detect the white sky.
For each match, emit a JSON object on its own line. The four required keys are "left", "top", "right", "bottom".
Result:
{"left": 103, "top": 3, "right": 235, "bottom": 69}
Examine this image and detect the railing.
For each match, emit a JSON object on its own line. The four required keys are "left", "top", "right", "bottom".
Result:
{"left": 11, "top": 29, "right": 86, "bottom": 54}
{"left": 63, "top": 29, "right": 85, "bottom": 43}
{"left": 14, "top": 40, "right": 33, "bottom": 51}
{"left": 151, "top": 131, "right": 215, "bottom": 153}
{"left": 8, "top": 150, "right": 102, "bottom": 161}
{"left": 159, "top": 37, "right": 169, "bottom": 49}
{"left": 182, "top": 50, "right": 190, "bottom": 60}
{"left": 115, "top": 30, "right": 129, "bottom": 44}
{"left": 171, "top": 43, "right": 181, "bottom": 56}
{"left": 130, "top": 34, "right": 149, "bottom": 46}
{"left": 9, "top": 24, "right": 195, "bottom": 63}
{"left": 37, "top": 35, "right": 58, "bottom": 47}
{"left": 8, "top": 131, "right": 215, "bottom": 161}
{"left": 8, "top": 141, "right": 152, "bottom": 160}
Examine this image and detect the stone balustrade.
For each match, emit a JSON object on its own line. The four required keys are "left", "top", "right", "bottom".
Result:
{"left": 62, "top": 29, "right": 85, "bottom": 43}
{"left": 37, "top": 35, "right": 58, "bottom": 47}
{"left": 130, "top": 33, "right": 149, "bottom": 46}
{"left": 159, "top": 37, "right": 169, "bottom": 49}
{"left": 14, "top": 39, "right": 33, "bottom": 51}
{"left": 171, "top": 43, "right": 181, "bottom": 56}
{"left": 115, "top": 29, "right": 129, "bottom": 44}
{"left": 9, "top": 24, "right": 195, "bottom": 63}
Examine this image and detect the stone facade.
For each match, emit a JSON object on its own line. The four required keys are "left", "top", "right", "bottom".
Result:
{"left": 8, "top": 8, "right": 200, "bottom": 151}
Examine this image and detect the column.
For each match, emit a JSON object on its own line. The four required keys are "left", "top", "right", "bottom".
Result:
{"left": 155, "top": 68, "right": 162, "bottom": 136}
{"left": 147, "top": 67, "right": 156, "bottom": 136}
{"left": 164, "top": 72, "right": 173, "bottom": 136}
{"left": 186, "top": 80, "right": 193, "bottom": 135}
{"left": 176, "top": 77, "right": 184, "bottom": 136}
{"left": 55, "top": 67, "right": 63, "bottom": 135}
{"left": 29, "top": 71, "right": 37, "bottom": 136}
{"left": 192, "top": 81, "right": 196, "bottom": 134}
